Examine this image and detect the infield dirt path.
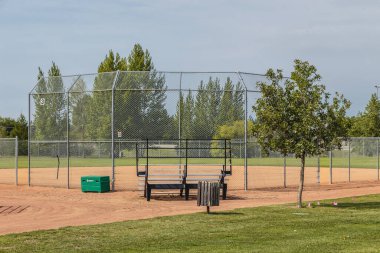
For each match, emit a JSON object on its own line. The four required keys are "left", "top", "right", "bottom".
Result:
{"left": 1, "top": 181, "right": 380, "bottom": 235}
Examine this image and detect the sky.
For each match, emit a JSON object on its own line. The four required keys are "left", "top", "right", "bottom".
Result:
{"left": 1, "top": 0, "right": 380, "bottom": 118}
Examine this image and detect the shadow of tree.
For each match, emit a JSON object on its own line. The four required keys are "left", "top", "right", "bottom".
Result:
{"left": 319, "top": 202, "right": 380, "bottom": 210}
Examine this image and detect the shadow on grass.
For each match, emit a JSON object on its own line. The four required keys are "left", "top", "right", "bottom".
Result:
{"left": 148, "top": 194, "right": 246, "bottom": 201}
{"left": 206, "top": 211, "right": 244, "bottom": 216}
{"left": 319, "top": 202, "right": 380, "bottom": 210}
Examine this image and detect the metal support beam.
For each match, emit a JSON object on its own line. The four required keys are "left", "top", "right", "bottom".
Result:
{"left": 377, "top": 138, "right": 379, "bottom": 181}
{"left": 237, "top": 72, "right": 248, "bottom": 191}
{"left": 15, "top": 136, "right": 18, "bottom": 186}
{"left": 283, "top": 156, "right": 286, "bottom": 188}
{"left": 329, "top": 149, "right": 333, "bottom": 184}
{"left": 317, "top": 155, "right": 320, "bottom": 184}
{"left": 348, "top": 140, "right": 351, "bottom": 182}
{"left": 67, "top": 92, "right": 70, "bottom": 189}
{"left": 111, "top": 71, "right": 120, "bottom": 191}
{"left": 28, "top": 94, "right": 31, "bottom": 186}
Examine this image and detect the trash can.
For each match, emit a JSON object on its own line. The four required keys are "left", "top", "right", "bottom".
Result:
{"left": 81, "top": 176, "right": 110, "bottom": 193}
{"left": 197, "top": 181, "right": 220, "bottom": 213}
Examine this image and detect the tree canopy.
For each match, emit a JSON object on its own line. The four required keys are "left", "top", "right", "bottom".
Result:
{"left": 253, "top": 59, "right": 351, "bottom": 207}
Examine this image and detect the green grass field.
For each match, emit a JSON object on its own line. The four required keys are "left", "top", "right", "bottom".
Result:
{"left": 1, "top": 194, "right": 380, "bottom": 252}
{"left": 0, "top": 156, "right": 379, "bottom": 169}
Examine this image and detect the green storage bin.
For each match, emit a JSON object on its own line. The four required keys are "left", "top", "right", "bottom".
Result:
{"left": 81, "top": 176, "right": 110, "bottom": 193}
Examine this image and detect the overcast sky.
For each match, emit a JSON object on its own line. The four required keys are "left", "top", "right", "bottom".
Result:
{"left": 1, "top": 0, "right": 380, "bottom": 118}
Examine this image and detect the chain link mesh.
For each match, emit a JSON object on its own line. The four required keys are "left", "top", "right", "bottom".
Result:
{"left": 0, "top": 138, "right": 18, "bottom": 185}
{"left": 26, "top": 71, "right": 380, "bottom": 191}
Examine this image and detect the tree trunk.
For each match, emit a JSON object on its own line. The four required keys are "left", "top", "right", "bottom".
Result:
{"left": 297, "top": 154, "right": 306, "bottom": 208}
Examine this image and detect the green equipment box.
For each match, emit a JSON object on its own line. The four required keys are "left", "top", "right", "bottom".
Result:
{"left": 81, "top": 176, "right": 110, "bottom": 193}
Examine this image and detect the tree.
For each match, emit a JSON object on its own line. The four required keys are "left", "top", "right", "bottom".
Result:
{"left": 253, "top": 60, "right": 351, "bottom": 208}
{"left": 217, "top": 78, "right": 234, "bottom": 126}
{"left": 98, "top": 50, "right": 128, "bottom": 73}
{"left": 33, "top": 62, "right": 66, "bottom": 141}
{"left": 127, "top": 44, "right": 154, "bottom": 71}
{"left": 0, "top": 114, "right": 28, "bottom": 154}
{"left": 349, "top": 94, "right": 380, "bottom": 137}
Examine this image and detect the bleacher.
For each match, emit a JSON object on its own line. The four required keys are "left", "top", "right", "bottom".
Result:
{"left": 136, "top": 139, "right": 232, "bottom": 201}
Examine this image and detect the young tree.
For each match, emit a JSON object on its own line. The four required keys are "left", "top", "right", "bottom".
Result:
{"left": 253, "top": 60, "right": 351, "bottom": 208}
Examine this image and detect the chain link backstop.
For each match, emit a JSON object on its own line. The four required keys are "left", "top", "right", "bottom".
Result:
{"left": 25, "top": 71, "right": 380, "bottom": 191}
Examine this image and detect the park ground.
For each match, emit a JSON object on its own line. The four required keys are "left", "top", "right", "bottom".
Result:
{"left": 2, "top": 181, "right": 380, "bottom": 252}
{"left": 2, "top": 156, "right": 380, "bottom": 252}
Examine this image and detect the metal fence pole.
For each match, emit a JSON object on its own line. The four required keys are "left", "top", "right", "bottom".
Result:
{"left": 178, "top": 73, "right": 182, "bottom": 172}
{"left": 237, "top": 72, "right": 249, "bottom": 191}
{"left": 348, "top": 140, "right": 351, "bottom": 182}
{"left": 67, "top": 91, "right": 70, "bottom": 189}
{"left": 28, "top": 94, "right": 31, "bottom": 186}
{"left": 283, "top": 156, "right": 286, "bottom": 188}
{"left": 317, "top": 155, "right": 320, "bottom": 184}
{"left": 111, "top": 70, "right": 120, "bottom": 192}
{"left": 329, "top": 149, "right": 333, "bottom": 184}
{"left": 244, "top": 88, "right": 248, "bottom": 190}
{"left": 377, "top": 138, "right": 379, "bottom": 180}
{"left": 15, "top": 136, "right": 18, "bottom": 186}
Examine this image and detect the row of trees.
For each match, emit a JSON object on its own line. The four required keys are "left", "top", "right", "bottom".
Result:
{"left": 31, "top": 44, "right": 246, "bottom": 141}
{"left": 0, "top": 115, "right": 28, "bottom": 155}
{"left": 349, "top": 94, "right": 380, "bottom": 137}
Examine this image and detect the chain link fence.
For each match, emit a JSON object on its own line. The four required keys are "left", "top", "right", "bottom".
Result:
{"left": 0, "top": 137, "right": 18, "bottom": 185}
{"left": 26, "top": 71, "right": 380, "bottom": 191}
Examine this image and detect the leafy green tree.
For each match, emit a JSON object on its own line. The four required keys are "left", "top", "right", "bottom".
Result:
{"left": 0, "top": 114, "right": 28, "bottom": 154}
{"left": 253, "top": 60, "right": 351, "bottom": 208}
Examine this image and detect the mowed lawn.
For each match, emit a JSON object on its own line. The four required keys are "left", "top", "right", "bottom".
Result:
{"left": 0, "top": 156, "right": 379, "bottom": 169}
{"left": 2, "top": 195, "right": 380, "bottom": 252}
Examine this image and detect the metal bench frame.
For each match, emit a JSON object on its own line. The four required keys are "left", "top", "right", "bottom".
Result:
{"left": 136, "top": 139, "right": 232, "bottom": 201}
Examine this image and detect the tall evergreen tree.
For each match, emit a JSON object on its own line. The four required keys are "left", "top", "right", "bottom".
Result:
{"left": 127, "top": 44, "right": 154, "bottom": 71}
{"left": 218, "top": 78, "right": 235, "bottom": 126}
{"left": 232, "top": 82, "right": 245, "bottom": 121}
{"left": 126, "top": 44, "right": 169, "bottom": 139}
{"left": 193, "top": 82, "right": 211, "bottom": 138}
{"left": 33, "top": 62, "right": 66, "bottom": 141}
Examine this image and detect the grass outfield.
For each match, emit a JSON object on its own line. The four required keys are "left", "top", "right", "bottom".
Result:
{"left": 0, "top": 156, "right": 379, "bottom": 169}
{"left": 1, "top": 195, "right": 380, "bottom": 252}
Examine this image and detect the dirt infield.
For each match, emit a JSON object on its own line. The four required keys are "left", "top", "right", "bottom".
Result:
{"left": 1, "top": 180, "right": 380, "bottom": 235}
{"left": 0, "top": 165, "right": 378, "bottom": 190}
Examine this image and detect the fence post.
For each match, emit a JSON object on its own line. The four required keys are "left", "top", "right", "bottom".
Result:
{"left": 111, "top": 70, "right": 120, "bottom": 192}
{"left": 244, "top": 88, "right": 248, "bottom": 190}
{"left": 28, "top": 94, "right": 31, "bottom": 186}
{"left": 317, "top": 155, "right": 320, "bottom": 184}
{"left": 283, "top": 156, "right": 286, "bottom": 188}
{"left": 67, "top": 91, "right": 70, "bottom": 189}
{"left": 377, "top": 138, "right": 379, "bottom": 181}
{"left": 15, "top": 136, "right": 18, "bottom": 186}
{"left": 348, "top": 140, "right": 351, "bottom": 182}
{"left": 329, "top": 149, "right": 333, "bottom": 184}
{"left": 178, "top": 73, "right": 182, "bottom": 172}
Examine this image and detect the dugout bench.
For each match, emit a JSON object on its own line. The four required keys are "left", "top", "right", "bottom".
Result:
{"left": 136, "top": 139, "right": 232, "bottom": 201}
